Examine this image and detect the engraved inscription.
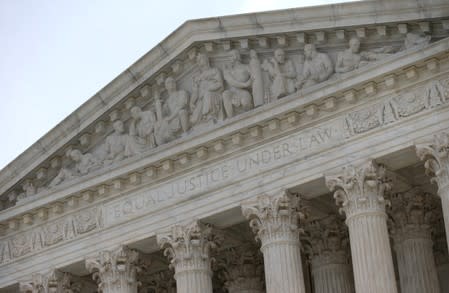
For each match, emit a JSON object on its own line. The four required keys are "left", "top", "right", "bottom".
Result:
{"left": 104, "top": 123, "right": 344, "bottom": 225}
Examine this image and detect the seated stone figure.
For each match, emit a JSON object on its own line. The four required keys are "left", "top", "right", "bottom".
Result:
{"left": 154, "top": 77, "right": 189, "bottom": 144}
{"left": 129, "top": 105, "right": 157, "bottom": 149}
{"left": 103, "top": 120, "right": 134, "bottom": 165}
{"left": 49, "top": 149, "right": 98, "bottom": 187}
{"left": 262, "top": 48, "right": 297, "bottom": 100}
{"left": 335, "top": 37, "right": 371, "bottom": 74}
{"left": 223, "top": 49, "right": 253, "bottom": 118}
{"left": 190, "top": 52, "right": 224, "bottom": 125}
{"left": 297, "top": 44, "right": 333, "bottom": 89}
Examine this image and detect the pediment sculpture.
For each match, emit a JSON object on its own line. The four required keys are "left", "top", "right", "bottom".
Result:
{"left": 8, "top": 31, "right": 436, "bottom": 205}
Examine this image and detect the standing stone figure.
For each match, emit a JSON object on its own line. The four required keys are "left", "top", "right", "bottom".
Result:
{"left": 154, "top": 77, "right": 190, "bottom": 144}
{"left": 297, "top": 44, "right": 333, "bottom": 89}
{"left": 335, "top": 37, "right": 370, "bottom": 74}
{"left": 223, "top": 49, "right": 253, "bottom": 118}
{"left": 190, "top": 52, "right": 224, "bottom": 125}
{"left": 129, "top": 105, "right": 157, "bottom": 150}
{"left": 249, "top": 49, "right": 264, "bottom": 107}
{"left": 262, "top": 48, "right": 297, "bottom": 100}
{"left": 49, "top": 149, "right": 98, "bottom": 187}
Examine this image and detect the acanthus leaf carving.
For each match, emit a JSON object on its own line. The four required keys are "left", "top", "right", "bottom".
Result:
{"left": 325, "top": 160, "right": 392, "bottom": 218}
{"left": 302, "top": 214, "right": 350, "bottom": 267}
{"left": 241, "top": 190, "right": 306, "bottom": 245}
{"left": 85, "top": 245, "right": 140, "bottom": 293}
{"left": 156, "top": 220, "right": 222, "bottom": 274}
{"left": 416, "top": 131, "right": 449, "bottom": 192}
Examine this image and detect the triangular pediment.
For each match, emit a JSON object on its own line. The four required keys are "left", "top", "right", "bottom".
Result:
{"left": 1, "top": 0, "right": 449, "bottom": 211}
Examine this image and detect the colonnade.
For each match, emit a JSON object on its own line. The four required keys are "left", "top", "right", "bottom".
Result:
{"left": 19, "top": 134, "right": 449, "bottom": 293}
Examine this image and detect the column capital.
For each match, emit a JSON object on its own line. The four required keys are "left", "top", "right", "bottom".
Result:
{"left": 85, "top": 245, "right": 140, "bottom": 292}
{"left": 214, "top": 244, "right": 264, "bottom": 292}
{"left": 325, "top": 160, "right": 392, "bottom": 219}
{"left": 389, "top": 188, "right": 439, "bottom": 242}
{"left": 241, "top": 190, "right": 305, "bottom": 246}
{"left": 303, "top": 215, "right": 350, "bottom": 268}
{"left": 156, "top": 220, "right": 221, "bottom": 273}
{"left": 416, "top": 132, "right": 449, "bottom": 193}
{"left": 19, "top": 270, "right": 82, "bottom": 293}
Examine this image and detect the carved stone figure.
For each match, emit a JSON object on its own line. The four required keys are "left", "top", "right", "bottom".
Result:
{"left": 223, "top": 49, "right": 253, "bottom": 118}
{"left": 154, "top": 77, "right": 190, "bottom": 144}
{"left": 49, "top": 149, "right": 98, "bottom": 187}
{"left": 249, "top": 50, "right": 264, "bottom": 107}
{"left": 190, "top": 53, "right": 224, "bottom": 125}
{"left": 297, "top": 44, "right": 333, "bottom": 89}
{"left": 103, "top": 120, "right": 133, "bottom": 164}
{"left": 262, "top": 48, "right": 297, "bottom": 100}
{"left": 129, "top": 106, "right": 157, "bottom": 150}
{"left": 403, "top": 32, "right": 431, "bottom": 50}
{"left": 335, "top": 37, "right": 371, "bottom": 73}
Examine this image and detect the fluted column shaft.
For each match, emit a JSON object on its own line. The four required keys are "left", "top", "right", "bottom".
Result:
{"left": 311, "top": 256, "right": 353, "bottom": 293}
{"left": 261, "top": 237, "right": 306, "bottom": 293}
{"left": 440, "top": 188, "right": 449, "bottom": 248}
{"left": 173, "top": 253, "right": 213, "bottom": 293}
{"left": 395, "top": 233, "right": 440, "bottom": 293}
{"left": 242, "top": 191, "right": 307, "bottom": 293}
{"left": 346, "top": 213, "right": 396, "bottom": 293}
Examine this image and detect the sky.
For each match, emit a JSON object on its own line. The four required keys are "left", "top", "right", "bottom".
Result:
{"left": 0, "top": 0, "right": 359, "bottom": 170}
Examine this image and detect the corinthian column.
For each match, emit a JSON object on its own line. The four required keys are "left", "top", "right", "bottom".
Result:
{"left": 215, "top": 244, "right": 264, "bottom": 293}
{"left": 389, "top": 189, "right": 440, "bottom": 293}
{"left": 434, "top": 216, "right": 449, "bottom": 293}
{"left": 325, "top": 160, "right": 398, "bottom": 293}
{"left": 157, "top": 220, "right": 221, "bottom": 293}
{"left": 416, "top": 132, "right": 449, "bottom": 249}
{"left": 86, "top": 246, "right": 140, "bottom": 293}
{"left": 241, "top": 190, "right": 307, "bottom": 293}
{"left": 303, "top": 215, "right": 354, "bottom": 293}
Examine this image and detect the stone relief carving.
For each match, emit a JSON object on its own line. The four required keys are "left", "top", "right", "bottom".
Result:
{"left": 345, "top": 76, "right": 449, "bottom": 136}
{"left": 262, "top": 48, "right": 297, "bottom": 100}
{"left": 297, "top": 44, "right": 333, "bottom": 89}
{"left": 5, "top": 31, "right": 440, "bottom": 203}
{"left": 223, "top": 49, "right": 254, "bottom": 118}
{"left": 129, "top": 105, "right": 157, "bottom": 150}
{"left": 140, "top": 269, "right": 176, "bottom": 293}
{"left": 0, "top": 206, "right": 101, "bottom": 265}
{"left": 190, "top": 52, "right": 224, "bottom": 125}
{"left": 154, "top": 77, "right": 190, "bottom": 144}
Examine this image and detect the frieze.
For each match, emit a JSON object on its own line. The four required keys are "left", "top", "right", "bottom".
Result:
{"left": 345, "top": 76, "right": 449, "bottom": 136}
{"left": 4, "top": 30, "right": 445, "bottom": 207}
{"left": 0, "top": 206, "right": 101, "bottom": 264}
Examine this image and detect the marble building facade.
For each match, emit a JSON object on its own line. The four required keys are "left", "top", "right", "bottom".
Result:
{"left": 0, "top": 1, "right": 449, "bottom": 292}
